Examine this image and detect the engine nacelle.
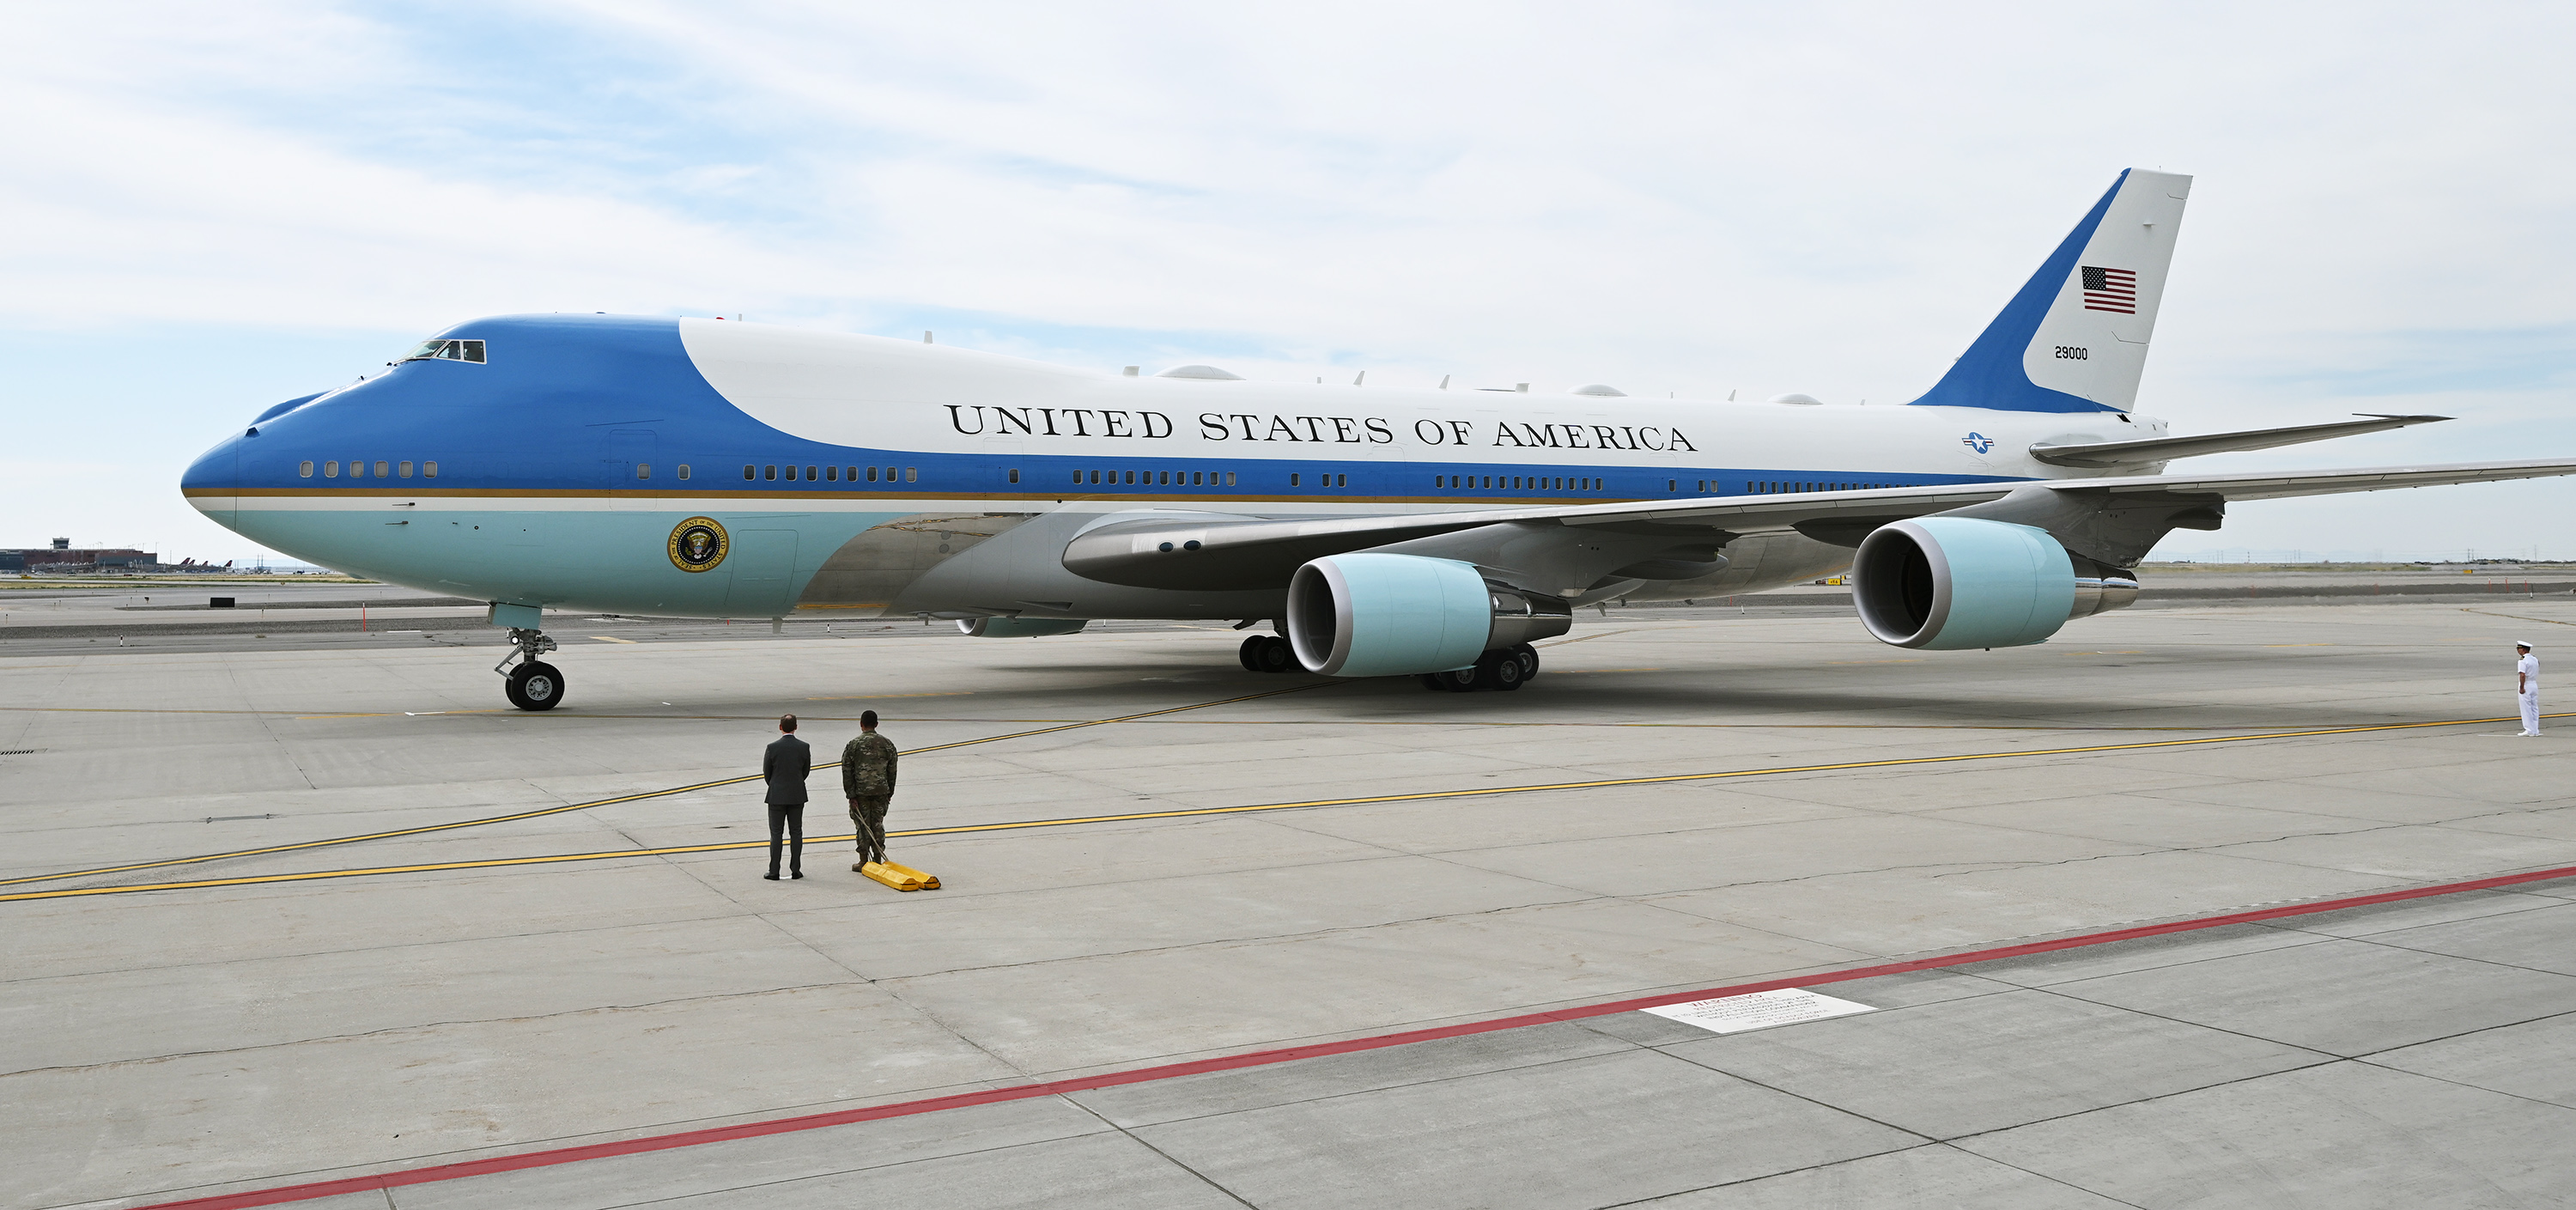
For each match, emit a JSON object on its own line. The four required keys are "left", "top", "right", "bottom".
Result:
{"left": 956, "top": 617, "right": 1088, "bottom": 637}
{"left": 1853, "top": 518, "right": 2136, "bottom": 650}
{"left": 1285, "top": 553, "right": 1571, "bottom": 677}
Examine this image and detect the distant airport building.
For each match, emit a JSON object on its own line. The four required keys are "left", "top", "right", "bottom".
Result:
{"left": 1, "top": 538, "right": 161, "bottom": 571}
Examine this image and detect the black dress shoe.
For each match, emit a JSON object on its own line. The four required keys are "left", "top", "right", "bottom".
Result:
{"left": 762, "top": 872, "right": 780, "bottom": 880}
{"left": 791, "top": 871, "right": 805, "bottom": 879}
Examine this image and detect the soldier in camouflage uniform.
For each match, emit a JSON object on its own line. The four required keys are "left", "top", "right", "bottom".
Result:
{"left": 841, "top": 709, "right": 899, "bottom": 870}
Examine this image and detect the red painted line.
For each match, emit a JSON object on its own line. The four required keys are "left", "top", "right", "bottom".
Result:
{"left": 135, "top": 860, "right": 2576, "bottom": 1210}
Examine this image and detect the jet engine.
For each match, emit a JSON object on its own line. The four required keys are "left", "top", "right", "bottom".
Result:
{"left": 1852, "top": 518, "right": 2137, "bottom": 650}
{"left": 1285, "top": 553, "right": 1571, "bottom": 677}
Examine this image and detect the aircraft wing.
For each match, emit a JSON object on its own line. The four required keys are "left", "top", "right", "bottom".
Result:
{"left": 1063, "top": 457, "right": 2576, "bottom": 589}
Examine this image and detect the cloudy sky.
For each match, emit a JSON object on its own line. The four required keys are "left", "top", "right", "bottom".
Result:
{"left": 7, "top": 3, "right": 2572, "bottom": 564}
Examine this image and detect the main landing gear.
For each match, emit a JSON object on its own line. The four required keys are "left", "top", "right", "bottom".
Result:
{"left": 495, "top": 627, "right": 567, "bottom": 711}
{"left": 1238, "top": 634, "right": 1297, "bottom": 674}
{"left": 1236, "top": 633, "right": 1540, "bottom": 691}
{"left": 1419, "top": 644, "right": 1539, "bottom": 693}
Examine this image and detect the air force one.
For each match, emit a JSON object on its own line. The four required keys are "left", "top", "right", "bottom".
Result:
{"left": 184, "top": 169, "right": 2576, "bottom": 709}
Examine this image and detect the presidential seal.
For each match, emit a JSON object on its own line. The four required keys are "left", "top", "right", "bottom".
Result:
{"left": 667, "top": 517, "right": 729, "bottom": 573}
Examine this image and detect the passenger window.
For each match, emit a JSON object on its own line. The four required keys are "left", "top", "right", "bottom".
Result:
{"left": 375, "top": 461, "right": 390, "bottom": 477}
{"left": 1008, "top": 468, "right": 1020, "bottom": 483}
{"left": 324, "top": 460, "right": 338, "bottom": 477}
{"left": 905, "top": 468, "right": 916, "bottom": 483}
{"left": 676, "top": 465, "right": 689, "bottom": 480}
{"left": 299, "top": 461, "right": 314, "bottom": 477}
{"left": 1291, "top": 472, "right": 1302, "bottom": 487}
{"left": 636, "top": 464, "right": 649, "bottom": 480}
{"left": 424, "top": 461, "right": 437, "bottom": 478}
{"left": 1225, "top": 471, "right": 1236, "bottom": 486}
{"left": 825, "top": 465, "right": 837, "bottom": 481}
{"left": 1336, "top": 473, "right": 1346, "bottom": 487}
{"left": 743, "top": 465, "right": 755, "bottom": 480}
{"left": 883, "top": 465, "right": 895, "bottom": 481}
{"left": 399, "top": 461, "right": 414, "bottom": 478}
{"left": 764, "top": 465, "right": 776, "bottom": 480}
{"left": 350, "top": 460, "right": 367, "bottom": 478}
{"left": 867, "top": 466, "right": 879, "bottom": 482}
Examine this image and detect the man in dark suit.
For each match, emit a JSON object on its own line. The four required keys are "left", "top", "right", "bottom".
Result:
{"left": 762, "top": 714, "right": 811, "bottom": 880}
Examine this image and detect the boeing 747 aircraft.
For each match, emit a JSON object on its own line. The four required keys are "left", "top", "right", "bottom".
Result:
{"left": 183, "top": 169, "right": 2576, "bottom": 709}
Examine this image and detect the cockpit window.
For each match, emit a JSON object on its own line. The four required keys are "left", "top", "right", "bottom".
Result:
{"left": 400, "top": 337, "right": 487, "bottom": 364}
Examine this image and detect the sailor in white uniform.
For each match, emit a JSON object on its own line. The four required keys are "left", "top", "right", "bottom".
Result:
{"left": 2516, "top": 641, "right": 2540, "bottom": 736}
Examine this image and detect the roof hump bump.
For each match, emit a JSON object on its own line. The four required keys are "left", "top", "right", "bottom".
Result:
{"left": 1768, "top": 392, "right": 1825, "bottom": 406}
{"left": 1156, "top": 364, "right": 1245, "bottom": 380}
{"left": 1571, "top": 384, "right": 1627, "bottom": 397}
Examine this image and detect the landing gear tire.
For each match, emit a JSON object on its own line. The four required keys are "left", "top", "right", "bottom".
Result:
{"left": 1431, "top": 666, "right": 1481, "bottom": 692}
{"left": 506, "top": 660, "right": 566, "bottom": 711}
{"left": 1244, "top": 634, "right": 1297, "bottom": 674}
{"left": 1511, "top": 643, "right": 1539, "bottom": 683}
{"left": 1423, "top": 648, "right": 1528, "bottom": 693}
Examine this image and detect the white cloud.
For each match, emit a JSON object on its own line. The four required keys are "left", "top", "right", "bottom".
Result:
{"left": 2, "top": 1, "right": 2572, "bottom": 559}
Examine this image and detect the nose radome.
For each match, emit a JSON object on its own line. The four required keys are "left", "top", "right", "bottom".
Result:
{"left": 181, "top": 438, "right": 240, "bottom": 529}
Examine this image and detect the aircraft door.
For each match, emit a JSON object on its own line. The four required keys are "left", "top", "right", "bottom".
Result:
{"left": 605, "top": 429, "right": 657, "bottom": 510}
{"left": 724, "top": 530, "right": 800, "bottom": 617}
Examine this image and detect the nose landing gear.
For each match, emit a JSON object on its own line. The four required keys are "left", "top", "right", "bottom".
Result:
{"left": 495, "top": 628, "right": 567, "bottom": 711}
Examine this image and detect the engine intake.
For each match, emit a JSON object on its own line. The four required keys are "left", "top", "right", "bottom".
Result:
{"left": 1853, "top": 518, "right": 2136, "bottom": 650}
{"left": 1286, "top": 553, "right": 1571, "bottom": 677}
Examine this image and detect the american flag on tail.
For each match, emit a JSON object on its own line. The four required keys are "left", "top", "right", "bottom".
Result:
{"left": 2081, "top": 266, "right": 2136, "bottom": 314}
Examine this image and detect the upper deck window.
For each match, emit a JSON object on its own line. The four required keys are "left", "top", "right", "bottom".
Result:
{"left": 400, "top": 337, "right": 487, "bottom": 364}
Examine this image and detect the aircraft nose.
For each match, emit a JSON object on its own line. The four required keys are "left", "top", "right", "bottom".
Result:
{"left": 182, "top": 435, "right": 241, "bottom": 529}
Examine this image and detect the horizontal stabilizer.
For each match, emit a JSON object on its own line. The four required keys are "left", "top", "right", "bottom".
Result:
{"left": 2029, "top": 414, "right": 2451, "bottom": 467}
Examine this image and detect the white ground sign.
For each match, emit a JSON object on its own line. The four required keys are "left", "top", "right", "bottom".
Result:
{"left": 1640, "top": 988, "right": 1878, "bottom": 1035}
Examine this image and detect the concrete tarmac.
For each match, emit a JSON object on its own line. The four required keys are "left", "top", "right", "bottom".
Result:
{"left": 4, "top": 596, "right": 2573, "bottom": 1208}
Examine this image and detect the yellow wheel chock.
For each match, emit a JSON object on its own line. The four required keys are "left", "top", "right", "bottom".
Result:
{"left": 860, "top": 860, "right": 940, "bottom": 891}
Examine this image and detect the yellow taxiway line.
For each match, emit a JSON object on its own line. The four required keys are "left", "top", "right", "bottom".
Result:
{"left": 0, "top": 682, "right": 1332, "bottom": 891}
{"left": 5, "top": 709, "right": 2561, "bottom": 904}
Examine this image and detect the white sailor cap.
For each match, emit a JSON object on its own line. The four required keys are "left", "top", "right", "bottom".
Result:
{"left": 2517, "top": 640, "right": 2535, "bottom": 649}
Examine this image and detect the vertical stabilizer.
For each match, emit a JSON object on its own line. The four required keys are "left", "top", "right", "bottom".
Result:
{"left": 1906, "top": 168, "right": 2190, "bottom": 413}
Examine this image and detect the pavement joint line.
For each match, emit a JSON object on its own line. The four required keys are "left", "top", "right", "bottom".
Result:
{"left": 825, "top": 718, "right": 2464, "bottom": 732}
{"left": 2460, "top": 607, "right": 2576, "bottom": 628}
{"left": 118, "top": 858, "right": 2576, "bottom": 1210}
{"left": 0, "top": 683, "right": 1333, "bottom": 891}
{"left": 9, "top": 709, "right": 2567, "bottom": 904}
